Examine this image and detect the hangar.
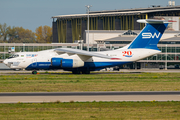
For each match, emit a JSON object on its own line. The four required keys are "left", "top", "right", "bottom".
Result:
{"left": 52, "top": 5, "right": 180, "bottom": 43}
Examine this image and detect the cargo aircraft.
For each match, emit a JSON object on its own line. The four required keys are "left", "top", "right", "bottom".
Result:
{"left": 3, "top": 19, "right": 169, "bottom": 74}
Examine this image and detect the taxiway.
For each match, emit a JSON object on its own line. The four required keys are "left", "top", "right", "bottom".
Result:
{"left": 0, "top": 91, "right": 180, "bottom": 103}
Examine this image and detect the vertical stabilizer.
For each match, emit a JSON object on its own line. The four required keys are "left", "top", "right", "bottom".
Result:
{"left": 128, "top": 19, "right": 169, "bottom": 50}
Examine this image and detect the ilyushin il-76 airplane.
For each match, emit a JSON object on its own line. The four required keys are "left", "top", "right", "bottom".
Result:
{"left": 3, "top": 19, "right": 169, "bottom": 74}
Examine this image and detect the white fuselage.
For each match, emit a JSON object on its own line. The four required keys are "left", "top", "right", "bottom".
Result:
{"left": 3, "top": 47, "right": 161, "bottom": 70}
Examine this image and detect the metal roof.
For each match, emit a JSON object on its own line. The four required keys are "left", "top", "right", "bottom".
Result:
{"left": 85, "top": 30, "right": 180, "bottom": 34}
{"left": 95, "top": 36, "right": 180, "bottom": 42}
{"left": 90, "top": 6, "right": 180, "bottom": 13}
{"left": 100, "top": 36, "right": 135, "bottom": 41}
{"left": 85, "top": 30, "right": 140, "bottom": 33}
{"left": 52, "top": 6, "right": 180, "bottom": 19}
{"left": 163, "top": 37, "right": 180, "bottom": 41}
{"left": 52, "top": 11, "right": 141, "bottom": 19}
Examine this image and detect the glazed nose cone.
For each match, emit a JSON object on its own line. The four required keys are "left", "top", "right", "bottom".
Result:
{"left": 3, "top": 59, "right": 8, "bottom": 65}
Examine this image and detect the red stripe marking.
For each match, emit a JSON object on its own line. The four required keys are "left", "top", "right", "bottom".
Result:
{"left": 168, "top": 20, "right": 177, "bottom": 22}
{"left": 111, "top": 58, "right": 121, "bottom": 60}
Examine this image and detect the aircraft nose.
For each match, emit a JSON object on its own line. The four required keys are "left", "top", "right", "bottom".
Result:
{"left": 3, "top": 59, "right": 8, "bottom": 65}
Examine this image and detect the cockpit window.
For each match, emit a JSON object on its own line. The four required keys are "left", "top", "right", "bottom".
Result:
{"left": 8, "top": 54, "right": 19, "bottom": 59}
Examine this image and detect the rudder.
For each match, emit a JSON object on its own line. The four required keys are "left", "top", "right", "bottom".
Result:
{"left": 128, "top": 19, "right": 169, "bottom": 50}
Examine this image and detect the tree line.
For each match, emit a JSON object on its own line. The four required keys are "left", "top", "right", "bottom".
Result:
{"left": 0, "top": 23, "right": 52, "bottom": 43}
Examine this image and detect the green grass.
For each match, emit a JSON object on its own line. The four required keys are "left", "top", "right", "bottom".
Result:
{"left": 0, "top": 101, "right": 180, "bottom": 120}
{"left": 0, "top": 72, "right": 180, "bottom": 92}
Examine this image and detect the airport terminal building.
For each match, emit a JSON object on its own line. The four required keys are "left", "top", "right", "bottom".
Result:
{"left": 1, "top": 5, "right": 180, "bottom": 70}
{"left": 52, "top": 5, "right": 180, "bottom": 43}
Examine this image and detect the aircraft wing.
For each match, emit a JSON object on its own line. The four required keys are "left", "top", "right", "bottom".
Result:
{"left": 55, "top": 48, "right": 121, "bottom": 60}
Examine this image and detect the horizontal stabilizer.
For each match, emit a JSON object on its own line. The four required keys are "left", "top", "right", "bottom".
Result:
{"left": 137, "top": 19, "right": 170, "bottom": 24}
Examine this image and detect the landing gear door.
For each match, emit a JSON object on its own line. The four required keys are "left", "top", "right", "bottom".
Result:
{"left": 32, "top": 58, "right": 37, "bottom": 67}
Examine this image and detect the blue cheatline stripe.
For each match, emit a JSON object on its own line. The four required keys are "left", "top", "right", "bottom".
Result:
{"left": 84, "top": 61, "right": 131, "bottom": 68}
{"left": 25, "top": 62, "right": 52, "bottom": 70}
{"left": 128, "top": 23, "right": 168, "bottom": 50}
{"left": 25, "top": 61, "right": 132, "bottom": 71}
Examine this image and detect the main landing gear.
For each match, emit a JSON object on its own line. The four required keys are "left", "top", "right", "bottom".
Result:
{"left": 82, "top": 71, "right": 90, "bottom": 74}
{"left": 72, "top": 70, "right": 90, "bottom": 74}
{"left": 32, "top": 71, "right": 37, "bottom": 74}
{"left": 72, "top": 71, "right": 81, "bottom": 74}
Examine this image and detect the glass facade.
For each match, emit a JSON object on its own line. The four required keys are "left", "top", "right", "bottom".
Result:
{"left": 0, "top": 43, "right": 121, "bottom": 60}
{"left": 0, "top": 43, "right": 180, "bottom": 69}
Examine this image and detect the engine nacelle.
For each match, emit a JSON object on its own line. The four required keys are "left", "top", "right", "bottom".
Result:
{"left": 61, "top": 59, "right": 84, "bottom": 68}
{"left": 51, "top": 58, "right": 63, "bottom": 67}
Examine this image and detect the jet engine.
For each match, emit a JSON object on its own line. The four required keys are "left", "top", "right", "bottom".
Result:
{"left": 51, "top": 58, "right": 84, "bottom": 68}
{"left": 51, "top": 58, "right": 63, "bottom": 67}
{"left": 61, "top": 59, "right": 84, "bottom": 68}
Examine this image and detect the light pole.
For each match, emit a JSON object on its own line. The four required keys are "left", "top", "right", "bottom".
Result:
{"left": 85, "top": 5, "right": 92, "bottom": 51}
{"left": 165, "top": 44, "right": 167, "bottom": 70}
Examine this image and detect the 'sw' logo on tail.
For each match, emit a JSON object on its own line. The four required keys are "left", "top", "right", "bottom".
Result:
{"left": 142, "top": 32, "right": 161, "bottom": 39}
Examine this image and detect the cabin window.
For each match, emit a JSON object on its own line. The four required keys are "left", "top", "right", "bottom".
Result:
{"left": 8, "top": 54, "right": 19, "bottom": 59}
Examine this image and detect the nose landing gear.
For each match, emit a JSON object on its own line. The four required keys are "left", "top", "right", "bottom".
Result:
{"left": 32, "top": 71, "right": 37, "bottom": 74}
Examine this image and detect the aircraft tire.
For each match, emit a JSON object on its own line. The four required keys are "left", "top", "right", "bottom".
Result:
{"left": 82, "top": 71, "right": 90, "bottom": 74}
{"left": 72, "top": 71, "right": 81, "bottom": 74}
{"left": 32, "top": 71, "right": 37, "bottom": 74}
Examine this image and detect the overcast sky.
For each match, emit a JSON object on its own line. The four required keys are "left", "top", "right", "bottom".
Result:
{"left": 0, "top": 0, "right": 180, "bottom": 32}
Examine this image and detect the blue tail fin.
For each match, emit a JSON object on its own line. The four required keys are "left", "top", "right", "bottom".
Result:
{"left": 128, "top": 19, "right": 169, "bottom": 50}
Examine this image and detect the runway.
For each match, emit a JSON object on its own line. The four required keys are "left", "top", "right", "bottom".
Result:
{"left": 1, "top": 69, "right": 180, "bottom": 75}
{"left": 0, "top": 91, "right": 180, "bottom": 103}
